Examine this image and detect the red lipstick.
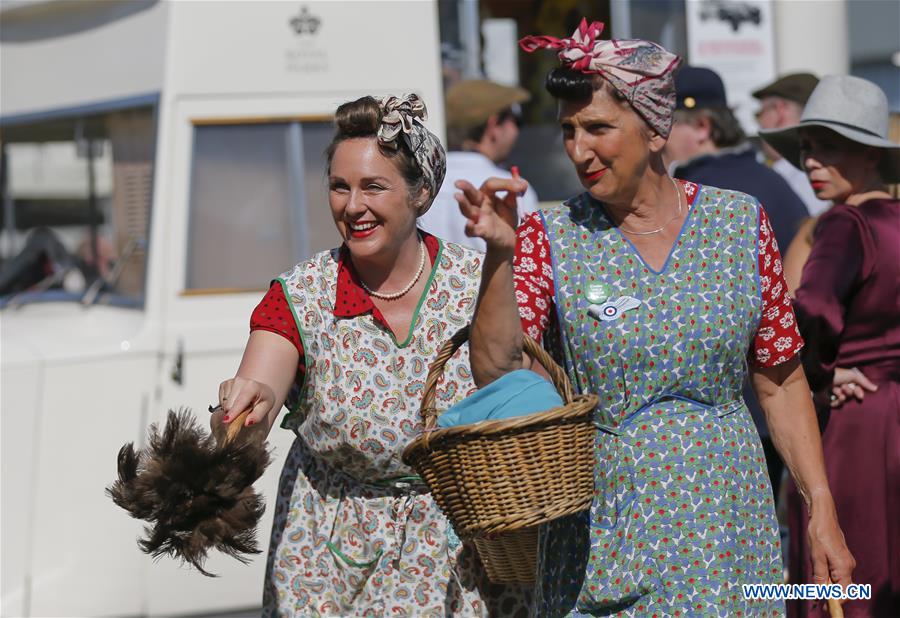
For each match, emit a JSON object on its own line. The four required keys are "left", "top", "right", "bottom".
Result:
{"left": 348, "top": 222, "right": 379, "bottom": 239}
{"left": 585, "top": 168, "right": 607, "bottom": 182}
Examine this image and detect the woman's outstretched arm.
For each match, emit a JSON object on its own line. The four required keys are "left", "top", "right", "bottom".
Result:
{"left": 217, "top": 330, "right": 300, "bottom": 433}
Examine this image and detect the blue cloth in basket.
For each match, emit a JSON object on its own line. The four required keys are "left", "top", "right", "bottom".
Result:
{"left": 436, "top": 369, "right": 564, "bottom": 428}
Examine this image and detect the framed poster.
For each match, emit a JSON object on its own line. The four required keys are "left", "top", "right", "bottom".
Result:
{"left": 686, "top": 0, "right": 777, "bottom": 133}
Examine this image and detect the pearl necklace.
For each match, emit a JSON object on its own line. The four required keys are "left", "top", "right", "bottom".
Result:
{"left": 360, "top": 240, "right": 427, "bottom": 301}
{"left": 618, "top": 177, "right": 684, "bottom": 236}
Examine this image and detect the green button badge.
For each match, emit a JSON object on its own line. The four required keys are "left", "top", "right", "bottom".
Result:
{"left": 585, "top": 283, "right": 611, "bottom": 304}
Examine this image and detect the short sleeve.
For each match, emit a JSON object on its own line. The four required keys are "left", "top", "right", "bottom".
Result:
{"left": 250, "top": 282, "right": 306, "bottom": 401}
{"left": 752, "top": 206, "right": 804, "bottom": 367}
{"left": 513, "top": 212, "right": 556, "bottom": 343}
{"left": 250, "top": 281, "right": 303, "bottom": 354}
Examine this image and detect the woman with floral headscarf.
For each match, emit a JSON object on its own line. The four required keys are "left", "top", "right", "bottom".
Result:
{"left": 214, "top": 95, "right": 531, "bottom": 616}
{"left": 455, "top": 20, "right": 854, "bottom": 616}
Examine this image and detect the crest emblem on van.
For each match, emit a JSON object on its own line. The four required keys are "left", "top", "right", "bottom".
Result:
{"left": 290, "top": 6, "right": 321, "bottom": 35}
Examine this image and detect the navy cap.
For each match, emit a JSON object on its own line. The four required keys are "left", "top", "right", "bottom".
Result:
{"left": 674, "top": 65, "right": 728, "bottom": 110}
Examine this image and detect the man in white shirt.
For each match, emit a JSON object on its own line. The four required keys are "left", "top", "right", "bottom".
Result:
{"left": 752, "top": 73, "right": 830, "bottom": 216}
{"left": 420, "top": 80, "right": 539, "bottom": 252}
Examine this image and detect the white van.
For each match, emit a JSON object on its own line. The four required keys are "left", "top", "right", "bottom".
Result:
{"left": 1, "top": 2, "right": 445, "bottom": 615}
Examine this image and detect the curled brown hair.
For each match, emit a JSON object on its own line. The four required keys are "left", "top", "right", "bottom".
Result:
{"left": 325, "top": 96, "right": 427, "bottom": 205}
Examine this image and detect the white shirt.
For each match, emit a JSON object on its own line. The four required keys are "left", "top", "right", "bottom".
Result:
{"left": 772, "top": 158, "right": 831, "bottom": 216}
{"left": 419, "top": 151, "right": 539, "bottom": 252}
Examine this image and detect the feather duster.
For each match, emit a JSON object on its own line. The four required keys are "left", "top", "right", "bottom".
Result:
{"left": 107, "top": 407, "right": 271, "bottom": 576}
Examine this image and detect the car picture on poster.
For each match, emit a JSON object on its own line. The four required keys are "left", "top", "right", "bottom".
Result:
{"left": 698, "top": 0, "right": 762, "bottom": 32}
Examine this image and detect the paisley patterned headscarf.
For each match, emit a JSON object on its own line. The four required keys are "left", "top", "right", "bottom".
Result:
{"left": 520, "top": 19, "right": 681, "bottom": 137}
{"left": 377, "top": 94, "right": 446, "bottom": 215}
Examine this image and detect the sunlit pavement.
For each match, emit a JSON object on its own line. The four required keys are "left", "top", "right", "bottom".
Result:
{"left": 185, "top": 609, "right": 261, "bottom": 618}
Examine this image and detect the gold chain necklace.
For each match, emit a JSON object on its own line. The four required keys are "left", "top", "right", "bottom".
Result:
{"left": 618, "top": 177, "right": 684, "bottom": 236}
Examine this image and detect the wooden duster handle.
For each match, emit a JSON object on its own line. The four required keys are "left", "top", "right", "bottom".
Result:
{"left": 223, "top": 409, "right": 250, "bottom": 446}
{"left": 827, "top": 591, "right": 844, "bottom": 618}
{"left": 209, "top": 403, "right": 252, "bottom": 447}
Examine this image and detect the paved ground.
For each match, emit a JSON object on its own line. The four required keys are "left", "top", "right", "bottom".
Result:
{"left": 173, "top": 609, "right": 261, "bottom": 618}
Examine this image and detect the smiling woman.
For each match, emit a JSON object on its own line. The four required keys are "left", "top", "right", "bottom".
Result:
{"left": 456, "top": 18, "right": 855, "bottom": 617}
{"left": 325, "top": 101, "right": 428, "bottom": 297}
{"left": 212, "top": 94, "right": 532, "bottom": 616}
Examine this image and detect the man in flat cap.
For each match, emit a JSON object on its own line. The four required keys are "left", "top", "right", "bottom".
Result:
{"left": 419, "top": 80, "right": 539, "bottom": 251}
{"left": 753, "top": 73, "right": 830, "bottom": 216}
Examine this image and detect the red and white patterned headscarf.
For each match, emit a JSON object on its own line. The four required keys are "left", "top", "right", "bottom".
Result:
{"left": 377, "top": 94, "right": 446, "bottom": 215}
{"left": 520, "top": 19, "right": 681, "bottom": 137}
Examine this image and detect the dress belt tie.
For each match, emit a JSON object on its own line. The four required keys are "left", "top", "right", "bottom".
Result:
{"left": 325, "top": 474, "right": 429, "bottom": 570}
{"left": 593, "top": 396, "right": 746, "bottom": 435}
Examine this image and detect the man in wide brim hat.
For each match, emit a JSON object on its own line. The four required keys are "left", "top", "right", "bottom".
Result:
{"left": 760, "top": 74, "right": 900, "bottom": 183}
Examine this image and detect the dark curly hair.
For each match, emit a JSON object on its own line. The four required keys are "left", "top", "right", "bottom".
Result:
{"left": 545, "top": 66, "right": 628, "bottom": 105}
{"left": 325, "top": 96, "right": 426, "bottom": 204}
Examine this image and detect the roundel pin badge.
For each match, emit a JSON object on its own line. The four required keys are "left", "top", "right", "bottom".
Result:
{"left": 587, "top": 295, "right": 642, "bottom": 322}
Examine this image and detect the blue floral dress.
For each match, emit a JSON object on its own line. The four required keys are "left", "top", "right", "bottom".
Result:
{"left": 514, "top": 183, "right": 796, "bottom": 616}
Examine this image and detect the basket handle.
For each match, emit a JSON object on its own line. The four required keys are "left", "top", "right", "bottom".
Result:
{"left": 419, "top": 324, "right": 576, "bottom": 429}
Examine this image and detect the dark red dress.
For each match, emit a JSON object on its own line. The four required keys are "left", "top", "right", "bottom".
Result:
{"left": 789, "top": 199, "right": 900, "bottom": 617}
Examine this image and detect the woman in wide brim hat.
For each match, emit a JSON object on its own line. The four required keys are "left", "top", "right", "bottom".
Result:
{"left": 762, "top": 75, "right": 900, "bottom": 617}
{"left": 774, "top": 75, "right": 900, "bottom": 294}
{"left": 760, "top": 75, "right": 899, "bottom": 185}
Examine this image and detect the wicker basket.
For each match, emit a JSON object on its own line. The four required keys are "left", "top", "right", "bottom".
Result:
{"left": 402, "top": 325, "right": 598, "bottom": 584}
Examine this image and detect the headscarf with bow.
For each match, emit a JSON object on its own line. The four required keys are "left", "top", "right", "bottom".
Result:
{"left": 377, "top": 94, "right": 446, "bottom": 214}
{"left": 520, "top": 19, "right": 681, "bottom": 137}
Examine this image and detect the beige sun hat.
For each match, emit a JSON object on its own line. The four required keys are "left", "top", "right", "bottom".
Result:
{"left": 445, "top": 80, "right": 530, "bottom": 130}
{"left": 759, "top": 75, "right": 900, "bottom": 183}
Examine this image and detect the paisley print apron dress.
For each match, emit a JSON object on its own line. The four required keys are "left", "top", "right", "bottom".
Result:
{"left": 532, "top": 186, "right": 785, "bottom": 617}
{"left": 263, "top": 241, "right": 530, "bottom": 617}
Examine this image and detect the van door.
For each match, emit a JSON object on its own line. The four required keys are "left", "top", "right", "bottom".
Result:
{"left": 148, "top": 97, "right": 337, "bottom": 615}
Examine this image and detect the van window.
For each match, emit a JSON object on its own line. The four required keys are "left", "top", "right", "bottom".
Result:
{"left": 185, "top": 121, "right": 334, "bottom": 292}
{"left": 0, "top": 107, "right": 155, "bottom": 308}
